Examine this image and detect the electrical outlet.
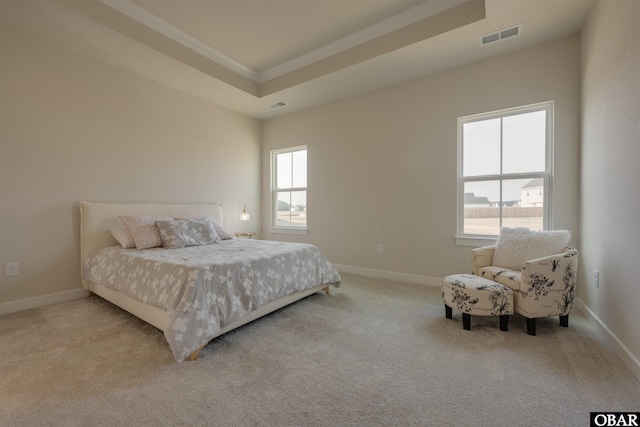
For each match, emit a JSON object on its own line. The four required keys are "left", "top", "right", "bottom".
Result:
{"left": 377, "top": 244, "right": 384, "bottom": 254}
{"left": 5, "top": 262, "right": 19, "bottom": 277}
{"left": 594, "top": 269, "right": 600, "bottom": 288}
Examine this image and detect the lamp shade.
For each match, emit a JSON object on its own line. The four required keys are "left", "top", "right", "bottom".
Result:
{"left": 239, "top": 206, "right": 250, "bottom": 222}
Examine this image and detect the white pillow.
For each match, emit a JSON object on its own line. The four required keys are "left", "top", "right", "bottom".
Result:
{"left": 493, "top": 227, "right": 571, "bottom": 270}
{"left": 109, "top": 228, "right": 136, "bottom": 249}
{"left": 209, "top": 217, "right": 233, "bottom": 240}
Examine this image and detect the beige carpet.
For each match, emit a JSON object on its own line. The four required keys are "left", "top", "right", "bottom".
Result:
{"left": 1, "top": 273, "right": 639, "bottom": 426}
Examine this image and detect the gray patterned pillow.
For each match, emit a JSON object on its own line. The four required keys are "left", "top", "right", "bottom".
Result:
{"left": 155, "top": 217, "right": 221, "bottom": 249}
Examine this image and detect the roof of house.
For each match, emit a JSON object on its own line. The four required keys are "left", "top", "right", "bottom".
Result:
{"left": 464, "top": 193, "right": 491, "bottom": 205}
{"left": 521, "top": 178, "right": 544, "bottom": 189}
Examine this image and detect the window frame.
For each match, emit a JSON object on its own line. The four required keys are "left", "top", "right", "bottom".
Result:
{"left": 456, "top": 101, "right": 554, "bottom": 246}
{"left": 270, "top": 145, "right": 308, "bottom": 235}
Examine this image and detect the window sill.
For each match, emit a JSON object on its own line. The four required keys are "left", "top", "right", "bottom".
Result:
{"left": 269, "top": 227, "right": 308, "bottom": 236}
{"left": 455, "top": 235, "right": 497, "bottom": 247}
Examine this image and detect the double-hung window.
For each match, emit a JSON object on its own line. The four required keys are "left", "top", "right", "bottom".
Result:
{"left": 457, "top": 102, "right": 553, "bottom": 243}
{"left": 271, "top": 146, "right": 307, "bottom": 233}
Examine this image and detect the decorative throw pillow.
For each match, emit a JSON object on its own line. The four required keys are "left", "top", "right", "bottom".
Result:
{"left": 175, "top": 216, "right": 233, "bottom": 240}
{"left": 493, "top": 227, "right": 571, "bottom": 270}
{"left": 109, "top": 228, "right": 136, "bottom": 249}
{"left": 209, "top": 217, "right": 233, "bottom": 240}
{"left": 155, "top": 217, "right": 221, "bottom": 249}
{"left": 119, "top": 215, "right": 173, "bottom": 250}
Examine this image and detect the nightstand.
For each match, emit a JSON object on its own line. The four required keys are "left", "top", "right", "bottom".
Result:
{"left": 235, "top": 232, "right": 256, "bottom": 239}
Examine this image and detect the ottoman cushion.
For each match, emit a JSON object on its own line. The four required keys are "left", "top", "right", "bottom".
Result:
{"left": 442, "top": 274, "right": 513, "bottom": 316}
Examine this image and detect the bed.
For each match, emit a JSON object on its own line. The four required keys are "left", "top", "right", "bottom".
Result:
{"left": 79, "top": 201, "right": 341, "bottom": 362}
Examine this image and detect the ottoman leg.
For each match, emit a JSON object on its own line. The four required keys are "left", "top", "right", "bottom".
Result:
{"left": 462, "top": 313, "right": 471, "bottom": 330}
{"left": 445, "top": 304, "right": 452, "bottom": 319}
{"left": 499, "top": 315, "right": 509, "bottom": 332}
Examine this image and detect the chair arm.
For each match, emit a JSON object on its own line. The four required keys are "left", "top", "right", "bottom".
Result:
{"left": 519, "top": 247, "right": 579, "bottom": 317}
{"left": 470, "top": 245, "right": 495, "bottom": 275}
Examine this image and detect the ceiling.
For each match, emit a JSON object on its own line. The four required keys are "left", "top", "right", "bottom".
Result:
{"left": 1, "top": 0, "right": 595, "bottom": 119}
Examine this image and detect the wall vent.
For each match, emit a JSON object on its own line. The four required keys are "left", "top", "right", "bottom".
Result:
{"left": 268, "top": 101, "right": 288, "bottom": 109}
{"left": 479, "top": 24, "right": 522, "bottom": 46}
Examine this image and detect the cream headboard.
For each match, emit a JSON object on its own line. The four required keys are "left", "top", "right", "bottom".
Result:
{"left": 79, "top": 201, "right": 224, "bottom": 289}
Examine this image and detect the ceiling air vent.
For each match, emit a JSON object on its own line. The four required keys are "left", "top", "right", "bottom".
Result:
{"left": 479, "top": 24, "right": 522, "bottom": 46}
{"left": 268, "top": 101, "right": 288, "bottom": 109}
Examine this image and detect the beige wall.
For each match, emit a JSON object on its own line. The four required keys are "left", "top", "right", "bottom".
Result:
{"left": 262, "top": 35, "right": 581, "bottom": 281}
{"left": 0, "top": 27, "right": 261, "bottom": 306}
{"left": 581, "top": 0, "right": 640, "bottom": 375}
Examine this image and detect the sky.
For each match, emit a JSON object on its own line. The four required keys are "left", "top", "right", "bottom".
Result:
{"left": 276, "top": 149, "right": 307, "bottom": 208}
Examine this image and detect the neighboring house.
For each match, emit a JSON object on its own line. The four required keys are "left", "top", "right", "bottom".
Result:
{"left": 520, "top": 178, "right": 544, "bottom": 207}
{"left": 464, "top": 193, "right": 520, "bottom": 208}
{"left": 464, "top": 193, "right": 491, "bottom": 207}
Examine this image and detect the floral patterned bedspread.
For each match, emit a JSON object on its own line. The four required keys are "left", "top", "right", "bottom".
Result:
{"left": 82, "top": 239, "right": 341, "bottom": 361}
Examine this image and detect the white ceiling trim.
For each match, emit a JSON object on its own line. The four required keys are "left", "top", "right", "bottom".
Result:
{"left": 98, "top": 0, "right": 259, "bottom": 81}
{"left": 257, "top": 0, "right": 470, "bottom": 82}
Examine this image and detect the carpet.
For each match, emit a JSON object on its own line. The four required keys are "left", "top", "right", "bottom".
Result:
{"left": 1, "top": 273, "right": 638, "bottom": 426}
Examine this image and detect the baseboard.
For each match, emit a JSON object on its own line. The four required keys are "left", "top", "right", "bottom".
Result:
{"left": 575, "top": 297, "right": 640, "bottom": 382}
{"left": 0, "top": 288, "right": 89, "bottom": 316}
{"left": 333, "top": 264, "right": 441, "bottom": 287}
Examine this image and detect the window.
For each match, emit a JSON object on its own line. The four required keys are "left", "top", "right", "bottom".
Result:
{"left": 457, "top": 102, "right": 553, "bottom": 243}
{"left": 271, "top": 146, "right": 307, "bottom": 232}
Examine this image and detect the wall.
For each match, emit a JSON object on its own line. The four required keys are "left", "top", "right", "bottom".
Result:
{"left": 262, "top": 35, "right": 581, "bottom": 283}
{"left": 0, "top": 27, "right": 261, "bottom": 310}
{"left": 580, "top": 0, "right": 640, "bottom": 378}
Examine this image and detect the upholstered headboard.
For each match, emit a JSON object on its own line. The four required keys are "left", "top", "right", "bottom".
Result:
{"left": 79, "top": 201, "right": 224, "bottom": 289}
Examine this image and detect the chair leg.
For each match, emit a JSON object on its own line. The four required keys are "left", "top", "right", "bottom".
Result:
{"left": 526, "top": 318, "right": 536, "bottom": 336}
{"left": 499, "top": 315, "right": 509, "bottom": 332}
{"left": 462, "top": 313, "right": 471, "bottom": 330}
{"left": 559, "top": 314, "right": 569, "bottom": 327}
{"left": 445, "top": 304, "right": 452, "bottom": 319}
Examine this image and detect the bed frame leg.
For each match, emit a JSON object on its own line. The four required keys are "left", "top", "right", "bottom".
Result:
{"left": 87, "top": 291, "right": 95, "bottom": 298}
{"left": 188, "top": 344, "right": 207, "bottom": 361}
{"left": 323, "top": 286, "right": 331, "bottom": 295}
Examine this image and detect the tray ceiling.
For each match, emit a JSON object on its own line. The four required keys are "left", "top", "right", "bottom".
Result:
{"left": 1, "top": 0, "right": 595, "bottom": 119}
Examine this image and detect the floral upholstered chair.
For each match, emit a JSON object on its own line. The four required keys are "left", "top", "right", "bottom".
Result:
{"left": 470, "top": 227, "right": 578, "bottom": 335}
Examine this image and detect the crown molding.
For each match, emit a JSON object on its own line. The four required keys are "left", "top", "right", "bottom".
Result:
{"left": 99, "top": 0, "right": 259, "bottom": 81}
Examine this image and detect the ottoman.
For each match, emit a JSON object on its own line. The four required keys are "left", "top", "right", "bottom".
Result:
{"left": 442, "top": 274, "right": 514, "bottom": 331}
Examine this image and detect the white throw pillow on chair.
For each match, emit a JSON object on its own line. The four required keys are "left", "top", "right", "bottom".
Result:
{"left": 493, "top": 227, "right": 571, "bottom": 270}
